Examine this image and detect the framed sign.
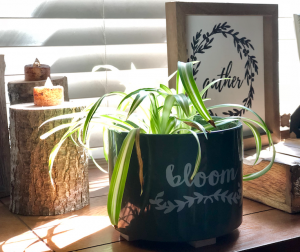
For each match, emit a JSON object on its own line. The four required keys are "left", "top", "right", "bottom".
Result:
{"left": 166, "top": 2, "right": 280, "bottom": 150}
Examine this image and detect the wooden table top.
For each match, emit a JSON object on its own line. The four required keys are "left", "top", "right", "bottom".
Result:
{"left": 93, "top": 199, "right": 300, "bottom": 252}
{"left": 86, "top": 163, "right": 300, "bottom": 252}
{"left": 2, "top": 162, "right": 300, "bottom": 251}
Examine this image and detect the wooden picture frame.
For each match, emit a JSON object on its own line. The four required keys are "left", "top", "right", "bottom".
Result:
{"left": 166, "top": 2, "right": 280, "bottom": 150}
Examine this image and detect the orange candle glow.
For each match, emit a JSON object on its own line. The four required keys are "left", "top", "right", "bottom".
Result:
{"left": 33, "top": 77, "right": 64, "bottom": 106}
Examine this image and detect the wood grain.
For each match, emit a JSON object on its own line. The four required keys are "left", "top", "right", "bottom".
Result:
{"left": 17, "top": 195, "right": 274, "bottom": 251}
{"left": 7, "top": 164, "right": 297, "bottom": 252}
{"left": 243, "top": 140, "right": 300, "bottom": 213}
{"left": 0, "top": 203, "right": 51, "bottom": 252}
{"left": 91, "top": 208, "right": 300, "bottom": 252}
{"left": 88, "top": 163, "right": 109, "bottom": 198}
{"left": 9, "top": 102, "right": 89, "bottom": 215}
{"left": 0, "top": 55, "right": 11, "bottom": 198}
{"left": 19, "top": 196, "right": 120, "bottom": 252}
{"left": 242, "top": 198, "right": 272, "bottom": 215}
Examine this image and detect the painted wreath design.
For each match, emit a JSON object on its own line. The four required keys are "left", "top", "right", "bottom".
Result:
{"left": 149, "top": 183, "right": 242, "bottom": 214}
{"left": 187, "top": 22, "right": 258, "bottom": 116}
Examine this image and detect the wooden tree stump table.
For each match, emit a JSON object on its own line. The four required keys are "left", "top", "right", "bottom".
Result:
{"left": 9, "top": 101, "right": 90, "bottom": 216}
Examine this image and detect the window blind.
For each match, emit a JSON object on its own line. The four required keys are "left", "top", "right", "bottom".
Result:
{"left": 1, "top": 0, "right": 299, "bottom": 157}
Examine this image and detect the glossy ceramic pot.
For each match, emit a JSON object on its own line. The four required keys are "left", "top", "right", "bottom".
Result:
{"left": 108, "top": 121, "right": 243, "bottom": 242}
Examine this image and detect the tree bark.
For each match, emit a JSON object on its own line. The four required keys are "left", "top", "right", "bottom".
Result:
{"left": 8, "top": 76, "right": 69, "bottom": 105}
{"left": 9, "top": 102, "right": 89, "bottom": 215}
{"left": 0, "top": 55, "right": 11, "bottom": 198}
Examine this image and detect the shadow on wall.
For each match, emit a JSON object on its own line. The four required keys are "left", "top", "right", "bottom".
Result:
{"left": 42, "top": 27, "right": 105, "bottom": 47}
{"left": 31, "top": 0, "right": 166, "bottom": 19}
{"left": 50, "top": 53, "right": 105, "bottom": 74}
{"left": 31, "top": 0, "right": 104, "bottom": 18}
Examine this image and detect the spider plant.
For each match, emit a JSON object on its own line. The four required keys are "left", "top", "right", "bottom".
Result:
{"left": 40, "top": 61, "right": 275, "bottom": 226}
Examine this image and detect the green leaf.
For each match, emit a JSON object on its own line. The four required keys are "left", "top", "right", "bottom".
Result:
{"left": 48, "top": 125, "right": 82, "bottom": 184}
{"left": 100, "top": 115, "right": 135, "bottom": 130}
{"left": 171, "top": 129, "right": 201, "bottom": 180}
{"left": 243, "top": 121, "right": 262, "bottom": 165}
{"left": 176, "top": 70, "right": 185, "bottom": 95}
{"left": 160, "top": 84, "right": 173, "bottom": 94}
{"left": 117, "top": 88, "right": 158, "bottom": 110}
{"left": 103, "top": 127, "right": 109, "bottom": 162}
{"left": 199, "top": 78, "right": 230, "bottom": 98}
{"left": 195, "top": 118, "right": 239, "bottom": 131}
{"left": 243, "top": 145, "right": 275, "bottom": 181}
{"left": 70, "top": 132, "right": 80, "bottom": 147}
{"left": 172, "top": 94, "right": 190, "bottom": 117}
{"left": 39, "top": 112, "right": 84, "bottom": 128}
{"left": 135, "top": 129, "right": 144, "bottom": 195}
{"left": 82, "top": 93, "right": 116, "bottom": 143}
{"left": 177, "top": 118, "right": 208, "bottom": 139}
{"left": 165, "top": 117, "right": 176, "bottom": 134}
{"left": 126, "top": 91, "right": 148, "bottom": 120}
{"left": 88, "top": 149, "right": 108, "bottom": 173}
{"left": 107, "top": 129, "right": 138, "bottom": 226}
{"left": 178, "top": 61, "right": 214, "bottom": 126}
{"left": 204, "top": 109, "right": 275, "bottom": 180}
{"left": 89, "top": 118, "right": 130, "bottom": 132}
{"left": 208, "top": 103, "right": 267, "bottom": 133}
{"left": 40, "top": 122, "right": 74, "bottom": 139}
{"left": 159, "top": 95, "right": 175, "bottom": 134}
{"left": 227, "top": 115, "right": 275, "bottom": 179}
{"left": 167, "top": 70, "right": 177, "bottom": 83}
{"left": 149, "top": 93, "right": 159, "bottom": 134}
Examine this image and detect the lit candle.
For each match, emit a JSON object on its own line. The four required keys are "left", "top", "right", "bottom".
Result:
{"left": 25, "top": 58, "right": 50, "bottom": 81}
{"left": 33, "top": 77, "right": 64, "bottom": 106}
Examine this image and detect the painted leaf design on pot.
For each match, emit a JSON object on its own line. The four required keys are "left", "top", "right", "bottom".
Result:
{"left": 213, "top": 189, "right": 222, "bottom": 201}
{"left": 155, "top": 202, "right": 167, "bottom": 210}
{"left": 194, "top": 192, "right": 204, "bottom": 203}
{"left": 164, "top": 201, "right": 176, "bottom": 214}
{"left": 174, "top": 200, "right": 186, "bottom": 212}
{"left": 183, "top": 196, "right": 195, "bottom": 208}
{"left": 149, "top": 198, "right": 163, "bottom": 205}
{"left": 149, "top": 185, "right": 242, "bottom": 214}
{"left": 149, "top": 199, "right": 156, "bottom": 204}
{"left": 220, "top": 190, "right": 229, "bottom": 203}
{"left": 204, "top": 196, "right": 213, "bottom": 204}
{"left": 232, "top": 193, "right": 238, "bottom": 204}
{"left": 157, "top": 191, "right": 164, "bottom": 198}
{"left": 227, "top": 192, "right": 233, "bottom": 205}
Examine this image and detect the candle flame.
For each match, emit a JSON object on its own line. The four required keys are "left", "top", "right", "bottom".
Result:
{"left": 44, "top": 77, "right": 53, "bottom": 88}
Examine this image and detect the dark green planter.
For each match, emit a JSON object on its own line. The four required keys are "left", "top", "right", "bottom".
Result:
{"left": 108, "top": 121, "right": 243, "bottom": 242}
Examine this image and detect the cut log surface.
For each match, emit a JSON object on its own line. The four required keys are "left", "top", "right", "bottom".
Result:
{"left": 0, "top": 55, "right": 11, "bottom": 198}
{"left": 243, "top": 139, "right": 300, "bottom": 213}
{"left": 9, "top": 101, "right": 89, "bottom": 215}
{"left": 8, "top": 76, "right": 69, "bottom": 105}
